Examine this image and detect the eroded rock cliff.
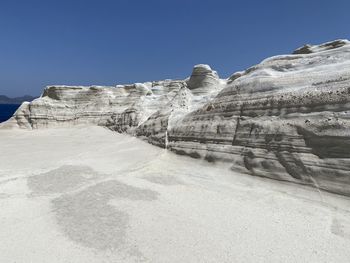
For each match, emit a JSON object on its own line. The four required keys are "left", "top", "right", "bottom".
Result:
{"left": 2, "top": 65, "right": 224, "bottom": 138}
{"left": 2, "top": 40, "right": 350, "bottom": 195}
{"left": 168, "top": 39, "right": 350, "bottom": 196}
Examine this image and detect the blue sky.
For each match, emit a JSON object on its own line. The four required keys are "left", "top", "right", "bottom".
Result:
{"left": 1, "top": 0, "right": 349, "bottom": 97}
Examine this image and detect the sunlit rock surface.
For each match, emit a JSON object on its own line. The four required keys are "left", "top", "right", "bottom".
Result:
{"left": 2, "top": 40, "right": 350, "bottom": 195}
{"left": 169, "top": 39, "right": 350, "bottom": 196}
{"left": 3, "top": 65, "right": 224, "bottom": 138}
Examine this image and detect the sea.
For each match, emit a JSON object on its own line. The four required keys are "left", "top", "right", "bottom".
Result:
{"left": 0, "top": 104, "right": 20, "bottom": 123}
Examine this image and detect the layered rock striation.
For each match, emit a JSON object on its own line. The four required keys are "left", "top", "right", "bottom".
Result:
{"left": 2, "top": 40, "right": 350, "bottom": 196}
{"left": 169, "top": 39, "right": 350, "bottom": 196}
{"left": 2, "top": 65, "right": 223, "bottom": 141}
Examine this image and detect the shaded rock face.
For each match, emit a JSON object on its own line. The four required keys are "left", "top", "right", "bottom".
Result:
{"left": 8, "top": 85, "right": 148, "bottom": 130}
{"left": 168, "top": 39, "right": 350, "bottom": 196}
{"left": 136, "top": 78, "right": 223, "bottom": 147}
{"left": 3, "top": 66, "right": 223, "bottom": 142}
{"left": 3, "top": 40, "right": 350, "bottom": 196}
{"left": 187, "top": 64, "right": 220, "bottom": 92}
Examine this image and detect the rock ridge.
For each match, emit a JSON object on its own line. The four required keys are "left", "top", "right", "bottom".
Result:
{"left": 2, "top": 40, "right": 350, "bottom": 196}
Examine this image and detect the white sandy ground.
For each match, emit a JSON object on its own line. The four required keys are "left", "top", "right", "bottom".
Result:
{"left": 0, "top": 126, "right": 349, "bottom": 263}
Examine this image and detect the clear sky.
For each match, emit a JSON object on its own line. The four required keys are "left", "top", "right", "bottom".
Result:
{"left": 1, "top": 0, "right": 349, "bottom": 97}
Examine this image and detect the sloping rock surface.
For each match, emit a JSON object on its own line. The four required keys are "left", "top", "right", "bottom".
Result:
{"left": 169, "top": 39, "right": 350, "bottom": 196}
{"left": 3, "top": 65, "right": 223, "bottom": 147}
{"left": 2, "top": 40, "right": 350, "bottom": 195}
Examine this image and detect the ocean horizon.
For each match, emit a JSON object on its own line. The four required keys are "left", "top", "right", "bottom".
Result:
{"left": 0, "top": 104, "right": 20, "bottom": 123}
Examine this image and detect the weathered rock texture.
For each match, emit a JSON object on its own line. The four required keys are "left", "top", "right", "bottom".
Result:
{"left": 169, "top": 39, "right": 350, "bottom": 196}
{"left": 3, "top": 65, "right": 223, "bottom": 147}
{"left": 2, "top": 40, "right": 350, "bottom": 196}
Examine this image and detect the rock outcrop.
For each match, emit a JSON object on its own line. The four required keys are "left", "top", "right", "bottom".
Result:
{"left": 168, "top": 39, "right": 350, "bottom": 196}
{"left": 187, "top": 64, "right": 220, "bottom": 92}
{"left": 2, "top": 40, "right": 350, "bottom": 196}
{"left": 2, "top": 66, "right": 224, "bottom": 141}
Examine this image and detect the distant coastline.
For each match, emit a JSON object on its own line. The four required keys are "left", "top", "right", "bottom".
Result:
{"left": 0, "top": 95, "right": 36, "bottom": 104}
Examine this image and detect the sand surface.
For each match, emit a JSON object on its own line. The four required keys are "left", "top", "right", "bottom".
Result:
{"left": 0, "top": 126, "right": 349, "bottom": 262}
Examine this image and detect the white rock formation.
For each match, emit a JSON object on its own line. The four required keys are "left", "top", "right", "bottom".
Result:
{"left": 2, "top": 66, "right": 224, "bottom": 137}
{"left": 2, "top": 40, "right": 350, "bottom": 195}
{"left": 169, "top": 39, "right": 350, "bottom": 196}
{"left": 187, "top": 64, "right": 221, "bottom": 93}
